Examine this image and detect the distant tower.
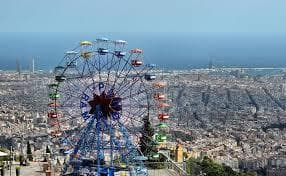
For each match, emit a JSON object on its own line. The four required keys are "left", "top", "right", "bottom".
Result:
{"left": 197, "top": 72, "right": 200, "bottom": 81}
{"left": 16, "top": 59, "right": 21, "bottom": 76}
{"left": 280, "top": 84, "right": 286, "bottom": 96}
{"left": 175, "top": 144, "right": 184, "bottom": 162}
{"left": 32, "top": 58, "right": 35, "bottom": 73}
{"left": 208, "top": 59, "right": 213, "bottom": 69}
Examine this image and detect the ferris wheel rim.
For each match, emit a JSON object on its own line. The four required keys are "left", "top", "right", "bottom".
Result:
{"left": 48, "top": 40, "right": 155, "bottom": 161}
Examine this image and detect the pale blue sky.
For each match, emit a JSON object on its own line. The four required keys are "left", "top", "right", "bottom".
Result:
{"left": 1, "top": 0, "right": 286, "bottom": 33}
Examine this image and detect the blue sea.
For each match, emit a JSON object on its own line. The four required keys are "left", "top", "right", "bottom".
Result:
{"left": 0, "top": 32, "right": 286, "bottom": 71}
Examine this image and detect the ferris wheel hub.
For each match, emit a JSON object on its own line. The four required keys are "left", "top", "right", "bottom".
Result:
{"left": 88, "top": 92, "right": 122, "bottom": 117}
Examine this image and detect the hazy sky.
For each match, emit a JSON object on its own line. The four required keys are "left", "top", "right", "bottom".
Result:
{"left": 1, "top": 0, "right": 286, "bottom": 33}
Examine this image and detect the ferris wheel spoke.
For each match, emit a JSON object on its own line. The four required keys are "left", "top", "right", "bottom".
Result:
{"left": 58, "top": 84, "right": 82, "bottom": 99}
{"left": 106, "top": 54, "right": 115, "bottom": 88}
{"left": 99, "top": 54, "right": 112, "bottom": 71}
{"left": 96, "top": 53, "right": 103, "bottom": 81}
{"left": 57, "top": 94, "right": 80, "bottom": 109}
{"left": 122, "top": 92, "right": 149, "bottom": 108}
{"left": 114, "top": 72, "right": 136, "bottom": 94}
{"left": 85, "top": 59, "right": 98, "bottom": 86}
{"left": 121, "top": 104, "right": 148, "bottom": 109}
{"left": 115, "top": 64, "right": 152, "bottom": 95}
{"left": 117, "top": 124, "right": 138, "bottom": 147}
{"left": 117, "top": 122, "right": 143, "bottom": 146}
{"left": 120, "top": 88, "right": 147, "bottom": 102}
{"left": 63, "top": 121, "right": 86, "bottom": 135}
{"left": 58, "top": 92, "right": 81, "bottom": 105}
{"left": 110, "top": 53, "right": 132, "bottom": 88}
{"left": 89, "top": 57, "right": 100, "bottom": 75}
{"left": 58, "top": 102, "right": 87, "bottom": 120}
{"left": 75, "top": 56, "right": 89, "bottom": 78}
{"left": 71, "top": 78, "right": 92, "bottom": 92}
{"left": 98, "top": 55, "right": 112, "bottom": 79}
{"left": 64, "top": 128, "right": 85, "bottom": 143}
{"left": 113, "top": 54, "right": 133, "bottom": 84}
{"left": 66, "top": 70, "right": 94, "bottom": 93}
{"left": 128, "top": 97, "right": 149, "bottom": 110}
{"left": 126, "top": 114, "right": 146, "bottom": 129}
{"left": 122, "top": 106, "right": 146, "bottom": 125}
{"left": 120, "top": 116, "right": 155, "bottom": 147}
{"left": 60, "top": 131, "right": 76, "bottom": 148}
{"left": 115, "top": 78, "right": 144, "bottom": 97}
{"left": 72, "top": 116, "right": 97, "bottom": 155}
{"left": 104, "top": 56, "right": 116, "bottom": 93}
{"left": 65, "top": 79, "right": 86, "bottom": 95}
{"left": 110, "top": 63, "right": 124, "bottom": 89}
{"left": 139, "top": 65, "right": 155, "bottom": 77}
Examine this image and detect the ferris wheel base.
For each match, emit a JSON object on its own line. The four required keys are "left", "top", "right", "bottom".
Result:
{"left": 62, "top": 166, "right": 148, "bottom": 176}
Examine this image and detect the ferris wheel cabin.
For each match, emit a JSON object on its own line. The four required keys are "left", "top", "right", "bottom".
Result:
{"left": 144, "top": 74, "right": 156, "bottom": 81}
{"left": 114, "top": 51, "right": 126, "bottom": 58}
{"left": 158, "top": 113, "right": 170, "bottom": 120}
{"left": 153, "top": 93, "right": 167, "bottom": 100}
{"left": 80, "top": 41, "right": 93, "bottom": 46}
{"left": 131, "top": 59, "right": 143, "bottom": 67}
{"left": 55, "top": 75, "right": 66, "bottom": 82}
{"left": 98, "top": 48, "right": 109, "bottom": 55}
{"left": 130, "top": 48, "right": 143, "bottom": 53}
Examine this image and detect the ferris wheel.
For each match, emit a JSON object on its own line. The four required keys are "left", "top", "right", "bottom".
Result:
{"left": 47, "top": 38, "right": 168, "bottom": 175}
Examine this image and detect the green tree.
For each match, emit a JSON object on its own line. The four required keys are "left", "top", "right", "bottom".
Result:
{"left": 19, "top": 154, "right": 24, "bottom": 166}
{"left": 186, "top": 157, "right": 202, "bottom": 176}
{"left": 46, "top": 146, "right": 51, "bottom": 154}
{"left": 15, "top": 166, "right": 20, "bottom": 176}
{"left": 0, "top": 148, "right": 9, "bottom": 161}
{"left": 0, "top": 148, "right": 7, "bottom": 153}
{"left": 222, "top": 164, "right": 238, "bottom": 176}
{"left": 139, "top": 116, "right": 155, "bottom": 157}
{"left": 200, "top": 157, "right": 225, "bottom": 176}
{"left": 26, "top": 141, "right": 33, "bottom": 161}
{"left": 186, "top": 157, "right": 255, "bottom": 176}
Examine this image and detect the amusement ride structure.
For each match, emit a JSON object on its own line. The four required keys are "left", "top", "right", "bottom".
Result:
{"left": 47, "top": 38, "right": 171, "bottom": 176}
